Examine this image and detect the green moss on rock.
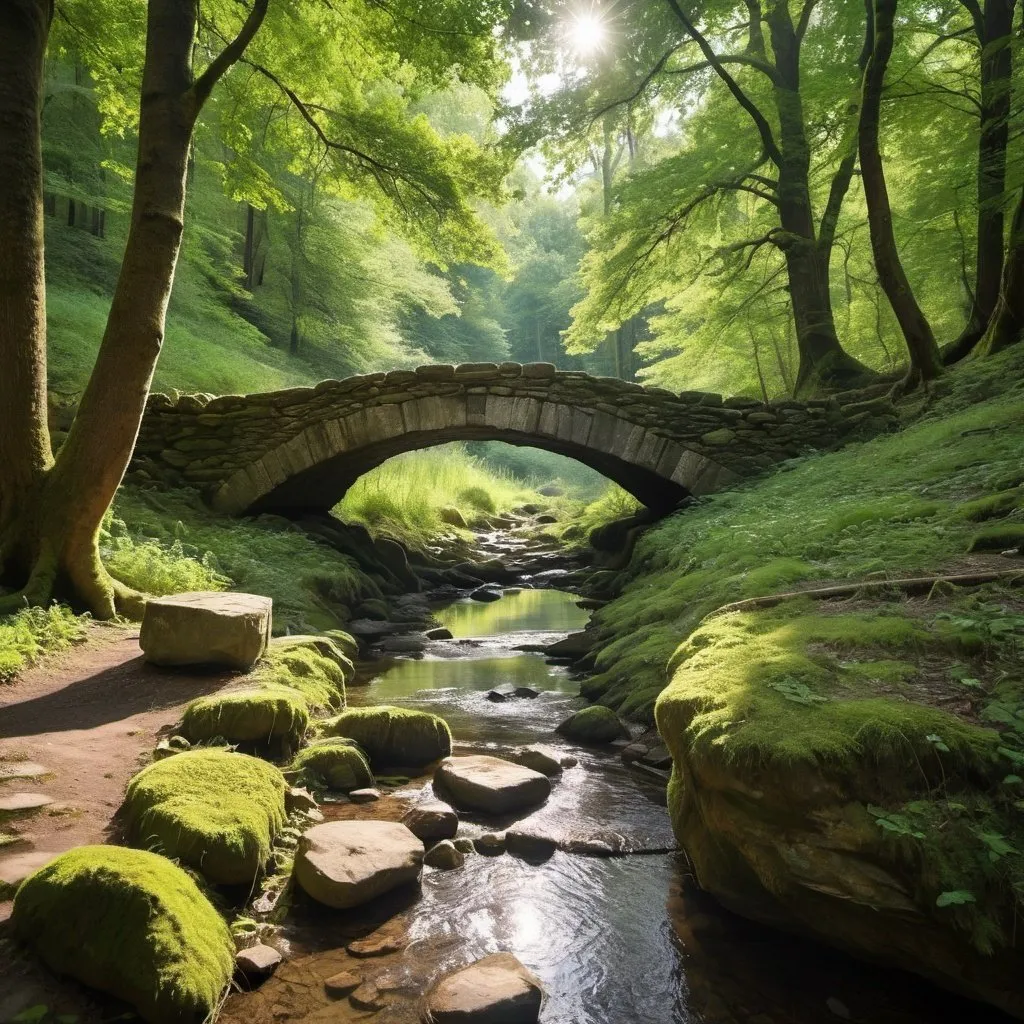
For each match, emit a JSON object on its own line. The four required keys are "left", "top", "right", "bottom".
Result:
{"left": 555, "top": 704, "right": 629, "bottom": 744}
{"left": 291, "top": 738, "right": 373, "bottom": 791}
{"left": 180, "top": 686, "right": 309, "bottom": 750}
{"left": 320, "top": 705, "right": 451, "bottom": 769}
{"left": 968, "top": 523, "right": 1024, "bottom": 552}
{"left": 12, "top": 845, "right": 233, "bottom": 1024}
{"left": 958, "top": 487, "right": 1023, "bottom": 522}
{"left": 123, "top": 749, "right": 287, "bottom": 885}
{"left": 258, "top": 643, "right": 348, "bottom": 710}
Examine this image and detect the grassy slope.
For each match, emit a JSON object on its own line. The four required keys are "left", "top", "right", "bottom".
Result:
{"left": 585, "top": 346, "right": 1024, "bottom": 720}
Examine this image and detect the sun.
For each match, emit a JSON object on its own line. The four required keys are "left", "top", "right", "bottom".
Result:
{"left": 567, "top": 9, "right": 607, "bottom": 57}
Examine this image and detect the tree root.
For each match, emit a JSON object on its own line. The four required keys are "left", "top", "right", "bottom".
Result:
{"left": 708, "top": 568, "right": 1024, "bottom": 619}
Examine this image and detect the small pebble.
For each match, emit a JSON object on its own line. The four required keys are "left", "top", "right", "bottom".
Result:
{"left": 349, "top": 788, "right": 381, "bottom": 804}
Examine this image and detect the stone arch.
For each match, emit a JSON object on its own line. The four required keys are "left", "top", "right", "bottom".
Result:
{"left": 209, "top": 390, "right": 737, "bottom": 516}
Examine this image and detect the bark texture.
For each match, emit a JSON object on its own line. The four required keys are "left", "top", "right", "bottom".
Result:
{"left": 859, "top": 0, "right": 942, "bottom": 386}
{"left": 978, "top": 185, "right": 1024, "bottom": 354}
{"left": 1, "top": 0, "right": 267, "bottom": 616}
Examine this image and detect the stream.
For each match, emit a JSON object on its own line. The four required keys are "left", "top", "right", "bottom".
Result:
{"left": 222, "top": 587, "right": 1011, "bottom": 1024}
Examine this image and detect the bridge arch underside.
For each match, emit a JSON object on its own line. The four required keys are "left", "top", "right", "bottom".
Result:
{"left": 211, "top": 400, "right": 737, "bottom": 517}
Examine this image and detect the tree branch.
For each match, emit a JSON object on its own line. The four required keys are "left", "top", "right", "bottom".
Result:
{"left": 191, "top": 0, "right": 269, "bottom": 110}
{"left": 664, "top": 52, "right": 783, "bottom": 85}
{"left": 589, "top": 46, "right": 681, "bottom": 122}
{"left": 663, "top": 0, "right": 783, "bottom": 166}
{"left": 795, "top": 0, "right": 819, "bottom": 43}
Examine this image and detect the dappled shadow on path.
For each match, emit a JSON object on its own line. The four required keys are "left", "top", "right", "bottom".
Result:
{"left": 0, "top": 655, "right": 232, "bottom": 738}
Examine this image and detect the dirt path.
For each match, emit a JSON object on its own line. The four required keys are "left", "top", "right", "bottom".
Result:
{"left": 0, "top": 624, "right": 236, "bottom": 918}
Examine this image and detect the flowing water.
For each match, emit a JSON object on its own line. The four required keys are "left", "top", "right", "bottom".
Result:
{"left": 222, "top": 589, "right": 1013, "bottom": 1024}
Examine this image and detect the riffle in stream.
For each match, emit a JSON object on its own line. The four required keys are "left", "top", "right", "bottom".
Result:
{"left": 221, "top": 589, "right": 1012, "bottom": 1024}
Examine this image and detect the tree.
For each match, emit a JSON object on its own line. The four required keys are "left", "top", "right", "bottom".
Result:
{"left": 0, "top": 0, "right": 515, "bottom": 616}
{"left": 859, "top": 0, "right": 942, "bottom": 385}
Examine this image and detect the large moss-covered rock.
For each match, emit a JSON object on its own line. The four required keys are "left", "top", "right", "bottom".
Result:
{"left": 12, "top": 846, "right": 234, "bottom": 1023}
{"left": 123, "top": 749, "right": 287, "bottom": 885}
{"left": 655, "top": 605, "right": 1024, "bottom": 1017}
{"left": 257, "top": 643, "right": 348, "bottom": 710}
{"left": 555, "top": 705, "right": 628, "bottom": 744}
{"left": 180, "top": 686, "right": 309, "bottom": 750}
{"left": 321, "top": 705, "right": 452, "bottom": 770}
{"left": 292, "top": 738, "right": 373, "bottom": 791}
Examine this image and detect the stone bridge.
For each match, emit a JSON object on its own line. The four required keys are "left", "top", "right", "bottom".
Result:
{"left": 132, "top": 362, "right": 891, "bottom": 515}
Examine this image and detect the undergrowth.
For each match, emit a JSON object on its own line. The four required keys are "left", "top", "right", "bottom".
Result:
{"left": 586, "top": 345, "right": 1024, "bottom": 720}
{"left": 0, "top": 605, "right": 88, "bottom": 683}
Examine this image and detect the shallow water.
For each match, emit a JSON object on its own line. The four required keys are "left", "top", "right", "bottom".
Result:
{"left": 223, "top": 588, "right": 1014, "bottom": 1024}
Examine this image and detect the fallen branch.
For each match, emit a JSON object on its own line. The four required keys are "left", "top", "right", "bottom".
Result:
{"left": 709, "top": 568, "right": 1024, "bottom": 618}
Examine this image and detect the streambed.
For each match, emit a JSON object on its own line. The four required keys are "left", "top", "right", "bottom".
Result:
{"left": 222, "top": 589, "right": 1011, "bottom": 1024}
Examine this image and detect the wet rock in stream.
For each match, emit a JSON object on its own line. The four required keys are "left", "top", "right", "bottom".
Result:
{"left": 433, "top": 755, "right": 551, "bottom": 815}
{"left": 423, "top": 952, "right": 544, "bottom": 1024}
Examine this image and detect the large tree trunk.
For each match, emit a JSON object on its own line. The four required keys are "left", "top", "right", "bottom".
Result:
{"left": 1, "top": 0, "right": 266, "bottom": 616}
{"left": 0, "top": 0, "right": 55, "bottom": 599}
{"left": 978, "top": 186, "right": 1024, "bottom": 353}
{"left": 945, "top": 0, "right": 1016, "bottom": 362}
{"left": 765, "top": 5, "right": 874, "bottom": 395}
{"left": 859, "top": 0, "right": 942, "bottom": 386}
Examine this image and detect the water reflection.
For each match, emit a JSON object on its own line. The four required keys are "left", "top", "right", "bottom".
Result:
{"left": 436, "top": 588, "right": 589, "bottom": 637}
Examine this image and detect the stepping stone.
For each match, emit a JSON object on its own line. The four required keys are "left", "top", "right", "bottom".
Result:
{"left": 424, "top": 952, "right": 544, "bottom": 1023}
{"left": 325, "top": 969, "right": 361, "bottom": 998}
{"left": 139, "top": 591, "right": 272, "bottom": 670}
{"left": 434, "top": 755, "right": 550, "bottom": 815}
{"left": 506, "top": 830, "right": 557, "bottom": 864}
{"left": 402, "top": 800, "right": 458, "bottom": 843}
{"left": 424, "top": 840, "right": 464, "bottom": 870}
{"left": 349, "top": 788, "right": 381, "bottom": 804}
{"left": 0, "top": 850, "right": 57, "bottom": 896}
{"left": 473, "top": 832, "right": 506, "bottom": 857}
{"left": 350, "top": 981, "right": 384, "bottom": 1011}
{"left": 0, "top": 762, "right": 50, "bottom": 782}
{"left": 294, "top": 821, "right": 423, "bottom": 909}
{"left": 507, "top": 746, "right": 562, "bottom": 777}
{"left": 347, "top": 931, "right": 406, "bottom": 957}
{"left": 0, "top": 793, "right": 54, "bottom": 815}
{"left": 236, "top": 943, "right": 282, "bottom": 979}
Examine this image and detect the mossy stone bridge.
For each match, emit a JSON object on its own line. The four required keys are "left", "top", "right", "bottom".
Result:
{"left": 133, "top": 362, "right": 893, "bottom": 515}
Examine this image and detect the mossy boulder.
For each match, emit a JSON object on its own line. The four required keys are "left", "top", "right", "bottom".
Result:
{"left": 180, "top": 686, "right": 309, "bottom": 751}
{"left": 654, "top": 603, "right": 1024, "bottom": 1017}
{"left": 123, "top": 749, "right": 287, "bottom": 885}
{"left": 555, "top": 705, "right": 628, "bottom": 744}
{"left": 258, "top": 642, "right": 349, "bottom": 710}
{"left": 320, "top": 705, "right": 452, "bottom": 770}
{"left": 12, "top": 845, "right": 234, "bottom": 1023}
{"left": 292, "top": 738, "right": 373, "bottom": 791}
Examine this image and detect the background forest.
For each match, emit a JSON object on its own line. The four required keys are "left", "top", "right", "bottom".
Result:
{"left": 44, "top": 1, "right": 1018, "bottom": 405}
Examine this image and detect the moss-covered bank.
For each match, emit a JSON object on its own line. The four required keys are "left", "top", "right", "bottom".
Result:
{"left": 582, "top": 349, "right": 1024, "bottom": 1012}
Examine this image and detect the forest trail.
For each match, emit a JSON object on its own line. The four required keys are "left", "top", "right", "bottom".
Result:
{"left": 0, "top": 625, "right": 235, "bottom": 922}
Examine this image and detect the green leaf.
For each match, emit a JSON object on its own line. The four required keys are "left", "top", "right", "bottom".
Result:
{"left": 925, "top": 733, "right": 950, "bottom": 753}
{"left": 936, "top": 890, "right": 976, "bottom": 907}
{"left": 1003, "top": 775, "right": 1023, "bottom": 785}
{"left": 11, "top": 1008, "right": 49, "bottom": 1024}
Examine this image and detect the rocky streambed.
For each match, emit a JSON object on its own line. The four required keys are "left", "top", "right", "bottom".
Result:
{"left": 215, "top": 587, "right": 1013, "bottom": 1024}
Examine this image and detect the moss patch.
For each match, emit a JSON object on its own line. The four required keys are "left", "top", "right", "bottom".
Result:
{"left": 320, "top": 705, "right": 452, "bottom": 770}
{"left": 123, "top": 749, "right": 287, "bottom": 885}
{"left": 12, "top": 845, "right": 233, "bottom": 1023}
{"left": 968, "top": 523, "right": 1024, "bottom": 552}
{"left": 555, "top": 705, "right": 628, "bottom": 744}
{"left": 180, "top": 687, "right": 309, "bottom": 751}
{"left": 256, "top": 643, "right": 349, "bottom": 711}
{"left": 291, "top": 738, "right": 373, "bottom": 791}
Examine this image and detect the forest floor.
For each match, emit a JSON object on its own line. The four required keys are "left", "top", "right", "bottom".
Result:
{"left": 0, "top": 624, "right": 238, "bottom": 919}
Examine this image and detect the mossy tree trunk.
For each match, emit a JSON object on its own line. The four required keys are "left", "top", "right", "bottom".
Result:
{"left": 859, "top": 0, "right": 943, "bottom": 387}
{"left": 945, "top": 0, "right": 1017, "bottom": 363}
{"left": 0, "top": 0, "right": 268, "bottom": 618}
{"left": 977, "top": 185, "right": 1024, "bottom": 354}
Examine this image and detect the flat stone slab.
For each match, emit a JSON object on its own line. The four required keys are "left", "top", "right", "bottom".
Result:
{"left": 434, "top": 756, "right": 550, "bottom": 816}
{"left": 236, "top": 942, "right": 282, "bottom": 978}
{"left": 139, "top": 591, "right": 271, "bottom": 670}
{"left": 0, "top": 850, "right": 56, "bottom": 895}
{"left": 423, "top": 952, "right": 544, "bottom": 1023}
{"left": 0, "top": 762, "right": 50, "bottom": 781}
{"left": 294, "top": 820, "right": 423, "bottom": 909}
{"left": 0, "top": 793, "right": 55, "bottom": 814}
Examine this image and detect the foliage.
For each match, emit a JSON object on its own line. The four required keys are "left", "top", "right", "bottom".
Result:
{"left": 0, "top": 606, "right": 88, "bottom": 683}
{"left": 586, "top": 345, "right": 1024, "bottom": 719}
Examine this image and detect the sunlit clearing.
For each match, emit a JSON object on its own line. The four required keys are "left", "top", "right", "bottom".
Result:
{"left": 567, "top": 10, "right": 607, "bottom": 56}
